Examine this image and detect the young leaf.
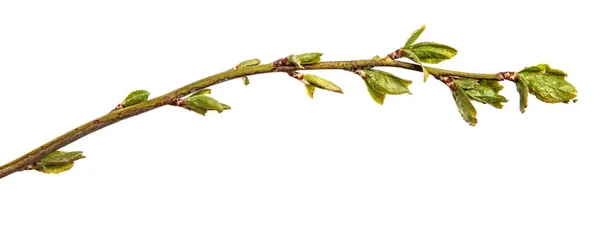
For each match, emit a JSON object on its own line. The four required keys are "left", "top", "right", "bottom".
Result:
{"left": 187, "top": 95, "right": 224, "bottom": 113}
{"left": 451, "top": 86, "right": 478, "bottom": 126}
{"left": 39, "top": 151, "right": 85, "bottom": 166}
{"left": 287, "top": 52, "right": 322, "bottom": 68}
{"left": 237, "top": 58, "right": 261, "bottom": 68}
{"left": 515, "top": 79, "right": 529, "bottom": 113}
{"left": 362, "top": 69, "right": 411, "bottom": 95}
{"left": 365, "top": 81, "right": 386, "bottom": 105}
{"left": 242, "top": 76, "right": 250, "bottom": 85}
{"left": 459, "top": 80, "right": 508, "bottom": 109}
{"left": 404, "top": 25, "right": 426, "bottom": 48}
{"left": 305, "top": 85, "right": 316, "bottom": 98}
{"left": 122, "top": 90, "right": 150, "bottom": 108}
{"left": 189, "top": 88, "right": 212, "bottom": 98}
{"left": 35, "top": 151, "right": 85, "bottom": 174}
{"left": 403, "top": 50, "right": 430, "bottom": 82}
{"left": 304, "top": 74, "right": 343, "bottom": 94}
{"left": 404, "top": 42, "right": 457, "bottom": 64}
{"left": 517, "top": 64, "right": 577, "bottom": 103}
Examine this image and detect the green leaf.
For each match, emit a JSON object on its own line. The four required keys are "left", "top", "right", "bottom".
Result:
{"left": 189, "top": 88, "right": 212, "bottom": 98}
{"left": 451, "top": 86, "right": 478, "bottom": 126}
{"left": 517, "top": 64, "right": 577, "bottom": 103}
{"left": 122, "top": 90, "right": 150, "bottom": 108}
{"left": 404, "top": 24, "right": 426, "bottom": 48}
{"left": 39, "top": 151, "right": 85, "bottom": 166}
{"left": 515, "top": 79, "right": 529, "bottom": 113}
{"left": 458, "top": 80, "right": 508, "bottom": 109}
{"left": 362, "top": 69, "right": 411, "bottom": 95}
{"left": 305, "top": 85, "right": 315, "bottom": 98}
{"left": 287, "top": 52, "right": 322, "bottom": 68}
{"left": 403, "top": 50, "right": 430, "bottom": 82}
{"left": 365, "top": 81, "right": 386, "bottom": 105}
{"left": 242, "top": 76, "right": 250, "bottom": 85}
{"left": 35, "top": 151, "right": 85, "bottom": 174}
{"left": 404, "top": 42, "right": 457, "bottom": 64}
{"left": 187, "top": 95, "right": 224, "bottom": 113}
{"left": 304, "top": 74, "right": 343, "bottom": 94}
{"left": 237, "top": 58, "right": 261, "bottom": 67}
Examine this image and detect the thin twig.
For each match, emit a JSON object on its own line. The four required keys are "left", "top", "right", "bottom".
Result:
{"left": 0, "top": 59, "right": 503, "bottom": 179}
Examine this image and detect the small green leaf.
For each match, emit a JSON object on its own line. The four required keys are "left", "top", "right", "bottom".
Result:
{"left": 451, "top": 86, "right": 478, "bottom": 126}
{"left": 460, "top": 80, "right": 508, "bottom": 109}
{"left": 242, "top": 76, "right": 250, "bottom": 85}
{"left": 189, "top": 88, "right": 212, "bottom": 98}
{"left": 404, "top": 42, "right": 457, "bottom": 64}
{"left": 35, "top": 151, "right": 85, "bottom": 174}
{"left": 365, "top": 81, "right": 386, "bottom": 105}
{"left": 237, "top": 58, "right": 261, "bottom": 67}
{"left": 304, "top": 74, "right": 343, "bottom": 94}
{"left": 403, "top": 50, "right": 430, "bottom": 82}
{"left": 39, "top": 151, "right": 85, "bottom": 166}
{"left": 404, "top": 24, "right": 426, "bottom": 48}
{"left": 515, "top": 79, "right": 529, "bottom": 113}
{"left": 362, "top": 69, "right": 411, "bottom": 95}
{"left": 122, "top": 90, "right": 150, "bottom": 108}
{"left": 517, "top": 64, "right": 577, "bottom": 103}
{"left": 287, "top": 52, "right": 322, "bottom": 68}
{"left": 187, "top": 95, "right": 224, "bottom": 113}
{"left": 305, "top": 85, "right": 315, "bottom": 98}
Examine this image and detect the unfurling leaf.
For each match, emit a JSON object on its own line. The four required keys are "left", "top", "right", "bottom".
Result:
{"left": 242, "top": 76, "right": 250, "bottom": 85}
{"left": 362, "top": 69, "right": 412, "bottom": 95}
{"left": 237, "top": 58, "right": 261, "bottom": 68}
{"left": 451, "top": 86, "right": 478, "bottom": 126}
{"left": 516, "top": 79, "right": 529, "bottom": 113}
{"left": 517, "top": 64, "right": 577, "bottom": 103}
{"left": 403, "top": 50, "right": 430, "bottom": 82}
{"left": 456, "top": 79, "right": 508, "bottom": 109}
{"left": 305, "top": 85, "right": 316, "bottom": 98}
{"left": 122, "top": 90, "right": 150, "bottom": 108}
{"left": 304, "top": 74, "right": 343, "bottom": 94}
{"left": 404, "top": 25, "right": 426, "bottom": 48}
{"left": 189, "top": 88, "right": 212, "bottom": 98}
{"left": 35, "top": 151, "right": 85, "bottom": 174}
{"left": 404, "top": 42, "right": 457, "bottom": 64}
{"left": 287, "top": 52, "right": 322, "bottom": 68}
{"left": 365, "top": 82, "right": 386, "bottom": 105}
{"left": 187, "top": 95, "right": 224, "bottom": 113}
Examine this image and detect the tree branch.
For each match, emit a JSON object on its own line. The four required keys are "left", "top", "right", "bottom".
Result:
{"left": 0, "top": 58, "right": 509, "bottom": 179}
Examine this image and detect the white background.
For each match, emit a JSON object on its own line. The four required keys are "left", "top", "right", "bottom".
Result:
{"left": 1, "top": 0, "right": 598, "bottom": 239}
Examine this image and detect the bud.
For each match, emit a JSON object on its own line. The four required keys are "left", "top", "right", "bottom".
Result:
{"left": 121, "top": 90, "right": 150, "bottom": 108}
{"left": 287, "top": 52, "right": 323, "bottom": 68}
{"left": 187, "top": 95, "right": 224, "bottom": 113}
{"left": 237, "top": 58, "right": 261, "bottom": 68}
